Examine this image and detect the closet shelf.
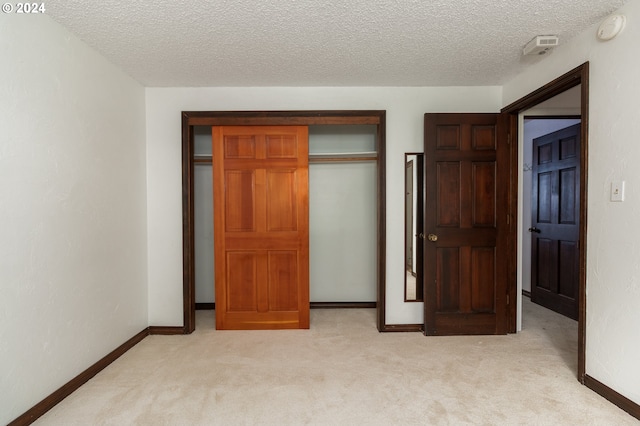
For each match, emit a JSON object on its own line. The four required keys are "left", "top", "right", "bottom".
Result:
{"left": 309, "top": 151, "right": 377, "bottom": 160}
{"left": 194, "top": 152, "right": 378, "bottom": 162}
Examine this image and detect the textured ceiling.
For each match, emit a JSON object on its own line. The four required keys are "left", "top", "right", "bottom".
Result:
{"left": 47, "top": 0, "right": 628, "bottom": 87}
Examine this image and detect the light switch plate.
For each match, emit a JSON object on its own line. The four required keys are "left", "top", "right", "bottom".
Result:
{"left": 611, "top": 181, "right": 625, "bottom": 202}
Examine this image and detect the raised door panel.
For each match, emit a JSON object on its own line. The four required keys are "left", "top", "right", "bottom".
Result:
{"left": 472, "top": 125, "right": 496, "bottom": 150}
{"left": 472, "top": 162, "right": 496, "bottom": 227}
{"left": 437, "top": 163, "right": 461, "bottom": 227}
{"left": 436, "top": 247, "right": 460, "bottom": 312}
{"left": 267, "top": 170, "right": 298, "bottom": 232}
{"left": 266, "top": 135, "right": 298, "bottom": 158}
{"left": 268, "top": 251, "right": 299, "bottom": 311}
{"left": 224, "top": 171, "right": 255, "bottom": 232}
{"left": 536, "top": 171, "right": 553, "bottom": 224}
{"left": 559, "top": 168, "right": 577, "bottom": 225}
{"left": 226, "top": 252, "right": 258, "bottom": 312}
{"left": 471, "top": 247, "right": 495, "bottom": 312}
{"left": 224, "top": 135, "right": 257, "bottom": 158}
{"left": 558, "top": 241, "right": 578, "bottom": 299}
{"left": 534, "top": 238, "right": 555, "bottom": 291}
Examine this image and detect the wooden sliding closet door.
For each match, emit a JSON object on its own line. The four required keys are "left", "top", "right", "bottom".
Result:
{"left": 213, "top": 126, "right": 309, "bottom": 330}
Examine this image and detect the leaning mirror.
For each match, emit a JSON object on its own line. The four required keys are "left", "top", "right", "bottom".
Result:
{"left": 404, "top": 153, "right": 424, "bottom": 301}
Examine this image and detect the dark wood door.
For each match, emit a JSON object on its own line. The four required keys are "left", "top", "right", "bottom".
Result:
{"left": 423, "top": 113, "right": 509, "bottom": 335}
{"left": 213, "top": 126, "right": 310, "bottom": 330}
{"left": 530, "top": 124, "right": 580, "bottom": 320}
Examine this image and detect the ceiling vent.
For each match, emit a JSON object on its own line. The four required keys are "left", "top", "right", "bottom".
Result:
{"left": 523, "top": 35, "right": 559, "bottom": 56}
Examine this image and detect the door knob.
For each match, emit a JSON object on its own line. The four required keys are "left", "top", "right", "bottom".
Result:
{"left": 427, "top": 233, "right": 438, "bottom": 242}
{"left": 528, "top": 227, "right": 541, "bottom": 233}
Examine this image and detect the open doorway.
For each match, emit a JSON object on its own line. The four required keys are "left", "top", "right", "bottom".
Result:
{"left": 521, "top": 114, "right": 582, "bottom": 372}
{"left": 503, "top": 63, "right": 588, "bottom": 381}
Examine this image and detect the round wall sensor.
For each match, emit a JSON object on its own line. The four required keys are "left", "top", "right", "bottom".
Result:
{"left": 597, "top": 14, "right": 626, "bottom": 41}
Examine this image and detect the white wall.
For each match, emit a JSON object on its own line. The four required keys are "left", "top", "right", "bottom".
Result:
{"left": 194, "top": 164, "right": 215, "bottom": 303}
{"left": 504, "top": 1, "right": 640, "bottom": 405}
{"left": 145, "top": 86, "right": 502, "bottom": 326}
{"left": 309, "top": 162, "right": 377, "bottom": 302}
{"left": 0, "top": 15, "right": 148, "bottom": 424}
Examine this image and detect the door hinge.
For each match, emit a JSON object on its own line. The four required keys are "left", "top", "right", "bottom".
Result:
{"left": 507, "top": 294, "right": 510, "bottom": 305}
{"left": 507, "top": 214, "right": 510, "bottom": 225}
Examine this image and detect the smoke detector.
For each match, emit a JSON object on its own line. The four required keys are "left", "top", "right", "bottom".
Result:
{"left": 523, "top": 35, "right": 559, "bottom": 56}
{"left": 597, "top": 15, "right": 626, "bottom": 41}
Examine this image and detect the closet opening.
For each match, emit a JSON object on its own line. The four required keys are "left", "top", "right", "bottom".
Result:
{"left": 181, "top": 111, "right": 387, "bottom": 333}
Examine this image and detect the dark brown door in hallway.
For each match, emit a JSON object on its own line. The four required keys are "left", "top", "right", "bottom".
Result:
{"left": 423, "top": 113, "right": 509, "bottom": 335}
{"left": 213, "top": 125, "right": 310, "bottom": 330}
{"left": 530, "top": 123, "right": 580, "bottom": 320}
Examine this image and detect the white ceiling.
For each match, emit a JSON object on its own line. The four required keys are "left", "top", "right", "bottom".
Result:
{"left": 47, "top": 0, "right": 627, "bottom": 87}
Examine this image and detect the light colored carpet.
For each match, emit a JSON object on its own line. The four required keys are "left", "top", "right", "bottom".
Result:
{"left": 35, "top": 299, "right": 637, "bottom": 425}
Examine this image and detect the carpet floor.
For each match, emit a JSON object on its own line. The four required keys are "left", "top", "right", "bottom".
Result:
{"left": 35, "top": 298, "right": 638, "bottom": 425}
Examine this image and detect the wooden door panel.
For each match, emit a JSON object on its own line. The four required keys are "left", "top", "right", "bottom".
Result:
{"left": 472, "top": 162, "right": 496, "bottom": 227}
{"left": 436, "top": 126, "right": 460, "bottom": 149}
{"left": 214, "top": 125, "right": 309, "bottom": 330}
{"left": 267, "top": 170, "right": 298, "bottom": 231}
{"left": 435, "top": 246, "right": 496, "bottom": 314}
{"left": 560, "top": 134, "right": 577, "bottom": 159}
{"left": 436, "top": 247, "right": 460, "bottom": 312}
{"left": 471, "top": 247, "right": 495, "bottom": 312}
{"left": 225, "top": 171, "right": 255, "bottom": 232}
{"left": 472, "top": 126, "right": 497, "bottom": 150}
{"left": 558, "top": 241, "right": 578, "bottom": 298}
{"left": 559, "top": 168, "right": 577, "bottom": 224}
{"left": 536, "top": 172, "right": 553, "bottom": 223}
{"left": 266, "top": 135, "right": 298, "bottom": 158}
{"left": 437, "top": 162, "right": 461, "bottom": 227}
{"left": 531, "top": 123, "right": 580, "bottom": 320}
{"left": 226, "top": 252, "right": 258, "bottom": 311}
{"left": 268, "top": 251, "right": 299, "bottom": 311}
{"left": 534, "top": 238, "right": 554, "bottom": 291}
{"left": 424, "top": 113, "right": 508, "bottom": 335}
{"left": 224, "top": 135, "right": 257, "bottom": 158}
{"left": 537, "top": 143, "right": 552, "bottom": 164}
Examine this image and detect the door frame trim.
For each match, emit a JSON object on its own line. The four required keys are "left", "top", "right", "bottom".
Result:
{"left": 181, "top": 110, "right": 387, "bottom": 333}
{"left": 502, "top": 62, "right": 589, "bottom": 381}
